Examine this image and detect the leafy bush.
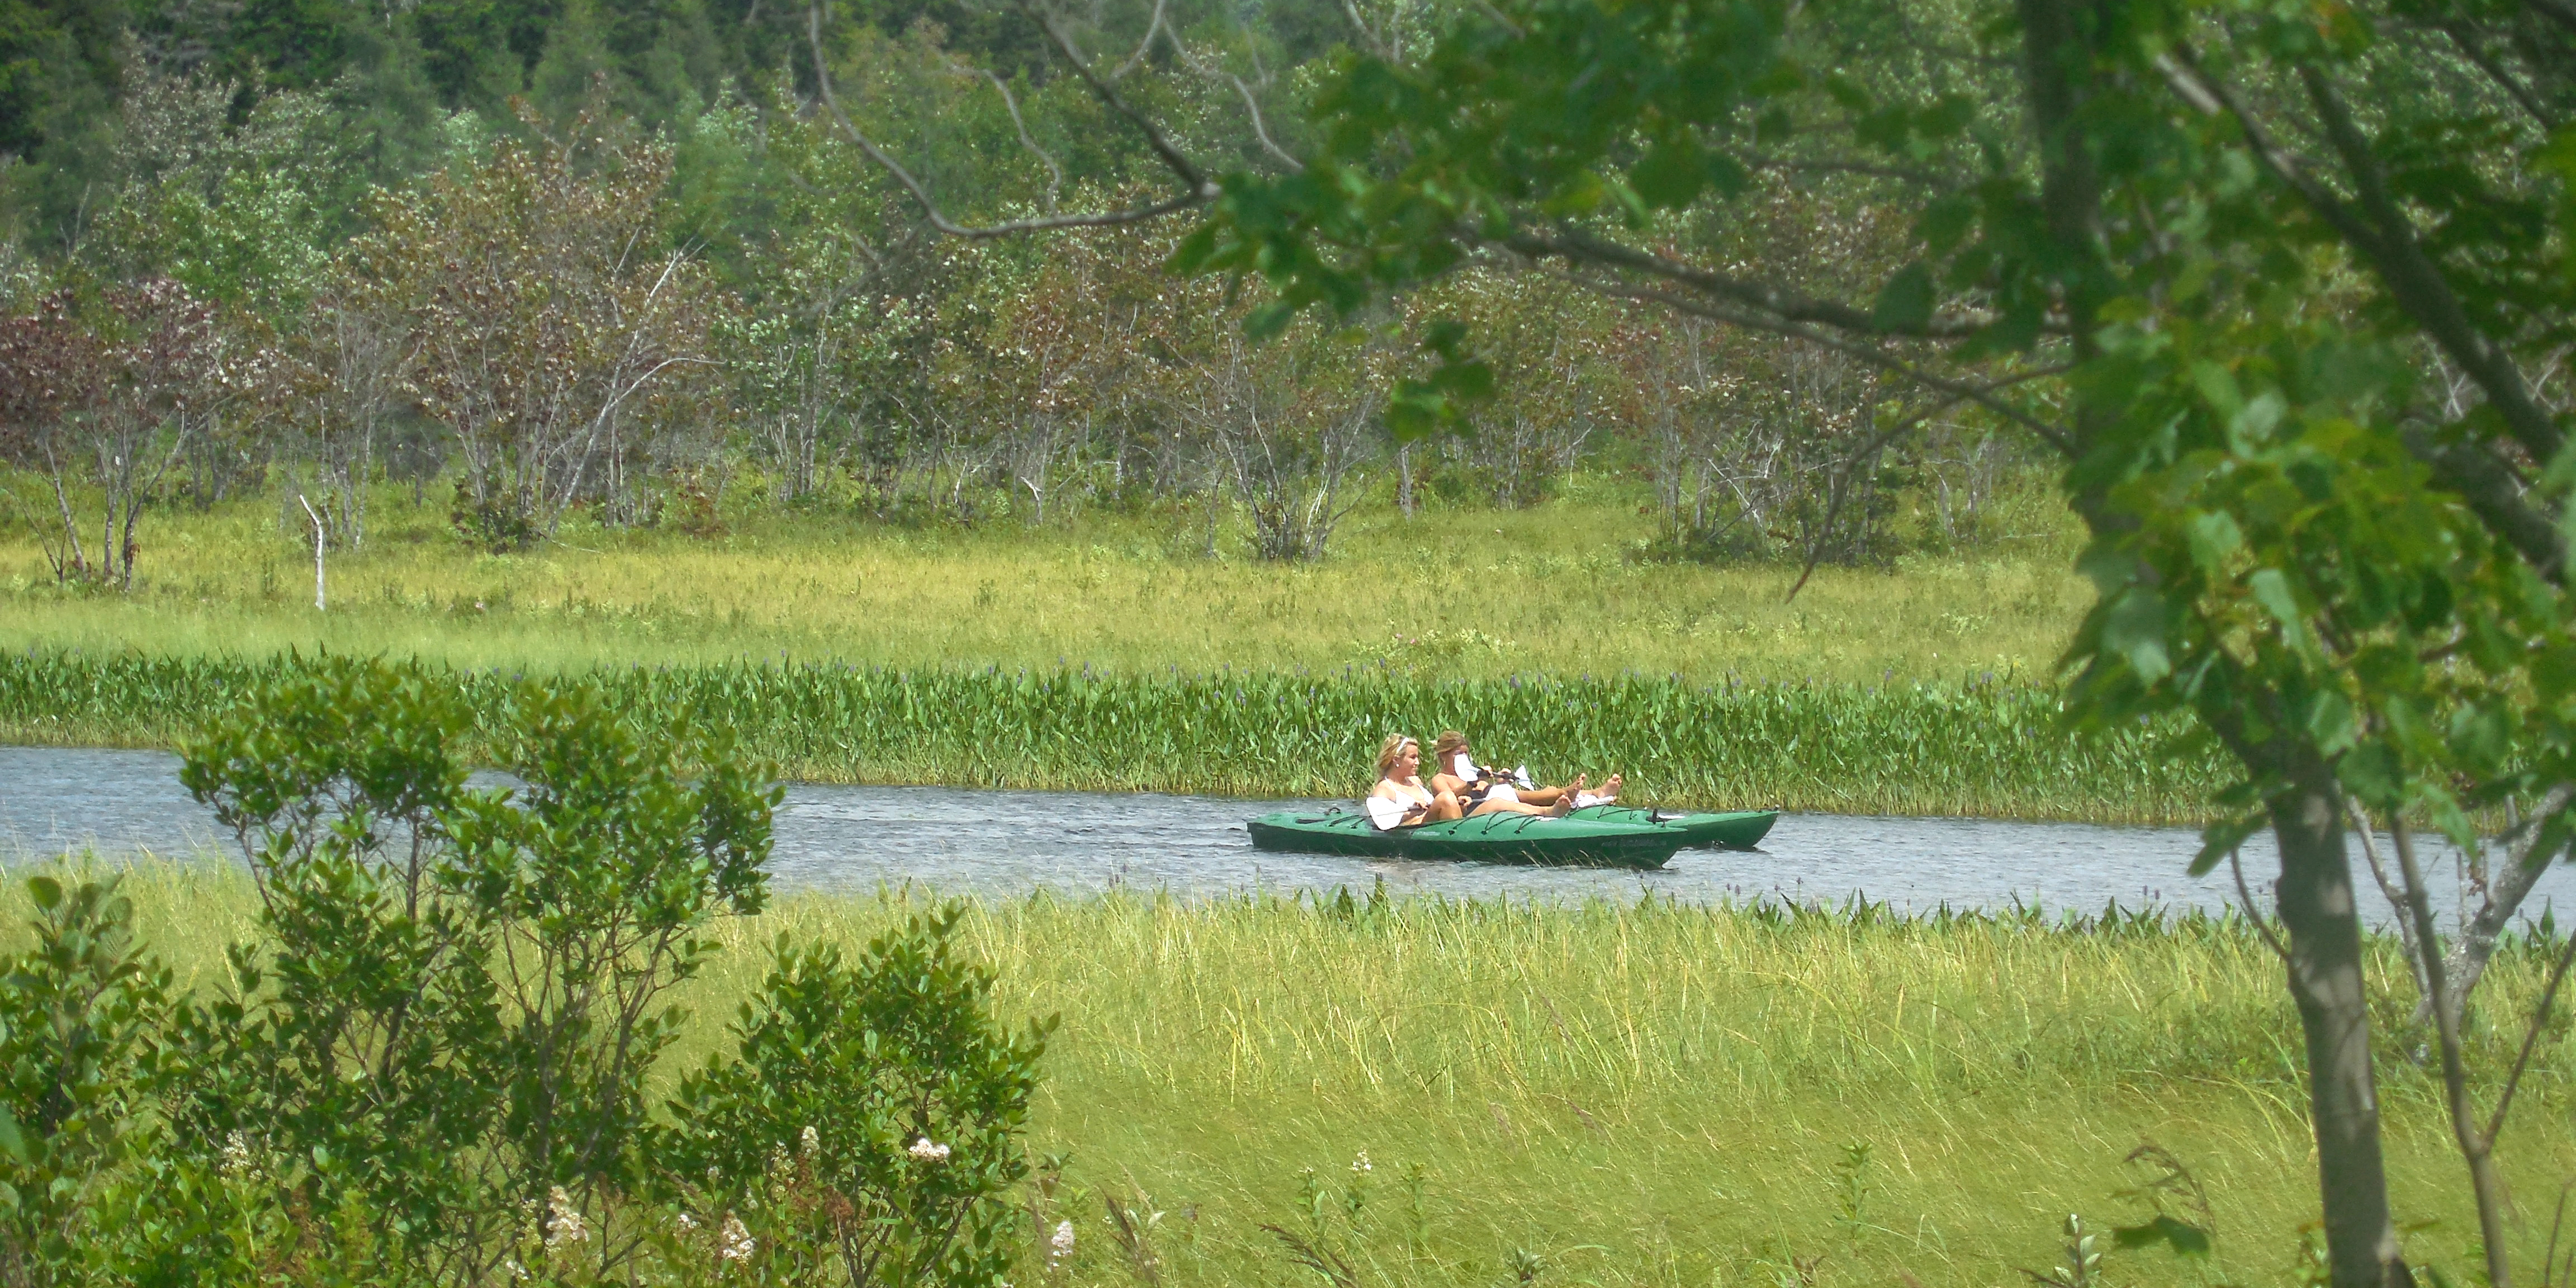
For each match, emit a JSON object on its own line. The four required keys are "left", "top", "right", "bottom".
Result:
{"left": 0, "top": 875, "right": 171, "bottom": 1284}
{"left": 0, "top": 656, "right": 1048, "bottom": 1283}
{"left": 657, "top": 911, "right": 1054, "bottom": 1286}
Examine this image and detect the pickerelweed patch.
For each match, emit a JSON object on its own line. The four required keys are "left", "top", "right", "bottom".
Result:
{"left": 0, "top": 648, "right": 2225, "bottom": 822}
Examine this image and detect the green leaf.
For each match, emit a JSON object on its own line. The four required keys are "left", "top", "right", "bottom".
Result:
{"left": 2185, "top": 510, "right": 2243, "bottom": 576}
{"left": 0, "top": 1104, "right": 25, "bottom": 1164}
{"left": 1917, "top": 95, "right": 1975, "bottom": 140}
{"left": 1920, "top": 195, "right": 1976, "bottom": 255}
{"left": 1243, "top": 301, "right": 1299, "bottom": 340}
{"left": 2113, "top": 1215, "right": 2212, "bottom": 1258}
{"left": 1871, "top": 263, "right": 1935, "bottom": 333}
{"left": 24, "top": 877, "right": 58, "bottom": 912}
{"left": 2190, "top": 361, "right": 2242, "bottom": 421}
{"left": 2249, "top": 568, "right": 2304, "bottom": 642}
{"left": 2190, "top": 813, "right": 2264, "bottom": 877}
{"left": 1631, "top": 134, "right": 1708, "bottom": 209}
{"left": 2305, "top": 689, "right": 2356, "bottom": 753}
{"left": 2102, "top": 586, "right": 2171, "bottom": 682}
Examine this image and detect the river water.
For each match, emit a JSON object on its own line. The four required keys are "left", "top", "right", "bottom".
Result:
{"left": 6, "top": 745, "right": 2569, "bottom": 925}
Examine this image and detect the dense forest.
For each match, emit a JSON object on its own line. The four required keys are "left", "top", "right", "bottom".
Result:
{"left": 0, "top": 0, "right": 2016, "bottom": 583}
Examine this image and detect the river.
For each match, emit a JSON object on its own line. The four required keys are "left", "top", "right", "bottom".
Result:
{"left": 5, "top": 745, "right": 2566, "bottom": 925}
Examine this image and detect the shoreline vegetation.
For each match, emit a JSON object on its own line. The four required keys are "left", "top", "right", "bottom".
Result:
{"left": 0, "top": 649, "right": 2225, "bottom": 823}
{"left": 0, "top": 483, "right": 2239, "bottom": 824}
{"left": 14, "top": 856, "right": 2569, "bottom": 1288}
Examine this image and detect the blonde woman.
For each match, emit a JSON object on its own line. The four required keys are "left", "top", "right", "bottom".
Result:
{"left": 1367, "top": 734, "right": 1463, "bottom": 829}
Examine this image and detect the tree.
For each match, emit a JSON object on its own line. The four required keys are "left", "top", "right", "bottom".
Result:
{"left": 377, "top": 112, "right": 718, "bottom": 547}
{"left": 0, "top": 278, "right": 246, "bottom": 588}
{"left": 821, "top": 0, "right": 2576, "bottom": 1283}
{"left": 1149, "top": 309, "right": 1385, "bottom": 560}
{"left": 269, "top": 279, "right": 412, "bottom": 548}
{"left": 1432, "top": 270, "right": 1608, "bottom": 508}
{"left": 1175, "top": 2, "right": 2576, "bottom": 1283}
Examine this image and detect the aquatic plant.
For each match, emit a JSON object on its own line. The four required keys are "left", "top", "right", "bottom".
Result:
{"left": 0, "top": 650, "right": 2226, "bottom": 822}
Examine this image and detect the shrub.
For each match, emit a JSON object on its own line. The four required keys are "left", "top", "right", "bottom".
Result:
{"left": 657, "top": 909, "right": 1054, "bottom": 1287}
{"left": 0, "top": 657, "right": 1054, "bottom": 1284}
{"left": 0, "top": 875, "right": 171, "bottom": 1284}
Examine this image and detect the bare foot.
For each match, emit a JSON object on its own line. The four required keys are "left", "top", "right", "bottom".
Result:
{"left": 1596, "top": 773, "right": 1622, "bottom": 803}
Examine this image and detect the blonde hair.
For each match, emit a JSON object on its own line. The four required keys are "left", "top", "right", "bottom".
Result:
{"left": 1375, "top": 733, "right": 1419, "bottom": 781}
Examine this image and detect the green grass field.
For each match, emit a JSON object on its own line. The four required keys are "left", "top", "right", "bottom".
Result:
{"left": 34, "top": 858, "right": 2573, "bottom": 1288}
{"left": 0, "top": 474, "right": 2090, "bottom": 685}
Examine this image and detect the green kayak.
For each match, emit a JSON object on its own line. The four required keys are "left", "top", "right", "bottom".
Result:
{"left": 1564, "top": 805, "right": 1779, "bottom": 850}
{"left": 1246, "top": 809, "right": 1690, "bottom": 869}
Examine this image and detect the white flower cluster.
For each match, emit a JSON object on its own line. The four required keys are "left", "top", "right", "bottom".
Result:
{"left": 719, "top": 1213, "right": 756, "bottom": 1265}
{"left": 544, "top": 1186, "right": 590, "bottom": 1249}
{"left": 1046, "top": 1218, "right": 1076, "bottom": 1270}
{"left": 1350, "top": 1150, "right": 1372, "bottom": 1175}
{"left": 908, "top": 1137, "right": 951, "bottom": 1162}
{"left": 219, "top": 1130, "right": 254, "bottom": 1178}
{"left": 802, "top": 1125, "right": 821, "bottom": 1157}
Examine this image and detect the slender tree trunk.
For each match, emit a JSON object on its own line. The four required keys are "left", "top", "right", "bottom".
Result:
{"left": 2017, "top": 3, "right": 2412, "bottom": 1279}
{"left": 2389, "top": 821, "right": 2512, "bottom": 1287}
{"left": 2272, "top": 770, "right": 2413, "bottom": 1288}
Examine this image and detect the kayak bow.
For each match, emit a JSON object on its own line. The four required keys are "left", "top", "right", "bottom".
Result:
{"left": 1564, "top": 805, "right": 1777, "bottom": 850}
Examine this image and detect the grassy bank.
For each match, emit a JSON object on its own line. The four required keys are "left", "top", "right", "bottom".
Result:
{"left": 0, "top": 649, "right": 2227, "bottom": 821}
{"left": 36, "top": 858, "right": 2574, "bottom": 1288}
{"left": 0, "top": 477, "right": 2089, "bottom": 685}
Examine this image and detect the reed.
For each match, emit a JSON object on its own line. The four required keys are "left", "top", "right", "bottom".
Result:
{"left": 0, "top": 648, "right": 2227, "bottom": 821}
{"left": 22, "top": 857, "right": 2572, "bottom": 1288}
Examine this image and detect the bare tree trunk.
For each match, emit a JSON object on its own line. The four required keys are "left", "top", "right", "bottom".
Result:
{"left": 2388, "top": 820, "right": 2512, "bottom": 1288}
{"left": 2437, "top": 785, "right": 2574, "bottom": 1016}
{"left": 2271, "top": 770, "right": 2414, "bottom": 1288}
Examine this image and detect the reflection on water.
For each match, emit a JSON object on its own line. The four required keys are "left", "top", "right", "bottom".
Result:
{"left": 4, "top": 745, "right": 2568, "bottom": 925}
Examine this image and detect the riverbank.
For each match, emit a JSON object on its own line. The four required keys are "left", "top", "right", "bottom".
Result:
{"left": 0, "top": 650, "right": 2227, "bottom": 822}
{"left": 23, "top": 858, "right": 2565, "bottom": 1288}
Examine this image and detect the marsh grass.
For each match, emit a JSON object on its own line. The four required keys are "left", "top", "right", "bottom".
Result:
{"left": 0, "top": 648, "right": 2227, "bottom": 821}
{"left": 0, "top": 475, "right": 2090, "bottom": 685}
{"left": 26, "top": 855, "right": 2575, "bottom": 1288}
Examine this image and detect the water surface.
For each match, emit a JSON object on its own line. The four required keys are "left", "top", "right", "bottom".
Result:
{"left": 5, "top": 745, "right": 2564, "bottom": 924}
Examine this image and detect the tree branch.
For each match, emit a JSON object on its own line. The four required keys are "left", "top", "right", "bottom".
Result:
{"left": 1014, "top": 0, "right": 1214, "bottom": 197}
{"left": 1172, "top": 35, "right": 1304, "bottom": 172}
{"left": 2521, "top": 0, "right": 2576, "bottom": 39}
{"left": 2299, "top": 65, "right": 2566, "bottom": 464}
{"left": 2232, "top": 846, "right": 2296, "bottom": 967}
{"left": 1509, "top": 226, "right": 1995, "bottom": 340}
{"left": 1111, "top": 0, "right": 1169, "bottom": 78}
{"left": 2394, "top": 423, "right": 2568, "bottom": 585}
{"left": 2156, "top": 50, "right": 2566, "bottom": 468}
{"left": 1555, "top": 269, "right": 2076, "bottom": 455}
{"left": 977, "top": 67, "right": 1066, "bottom": 212}
{"left": 806, "top": 0, "right": 1211, "bottom": 239}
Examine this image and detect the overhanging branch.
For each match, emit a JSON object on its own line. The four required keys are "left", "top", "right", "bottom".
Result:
{"left": 1553, "top": 268, "right": 2075, "bottom": 455}
{"left": 806, "top": 0, "right": 1213, "bottom": 239}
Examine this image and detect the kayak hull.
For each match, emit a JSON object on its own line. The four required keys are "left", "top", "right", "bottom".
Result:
{"left": 1565, "top": 806, "right": 1778, "bottom": 850}
{"left": 1247, "top": 810, "right": 1688, "bottom": 869}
